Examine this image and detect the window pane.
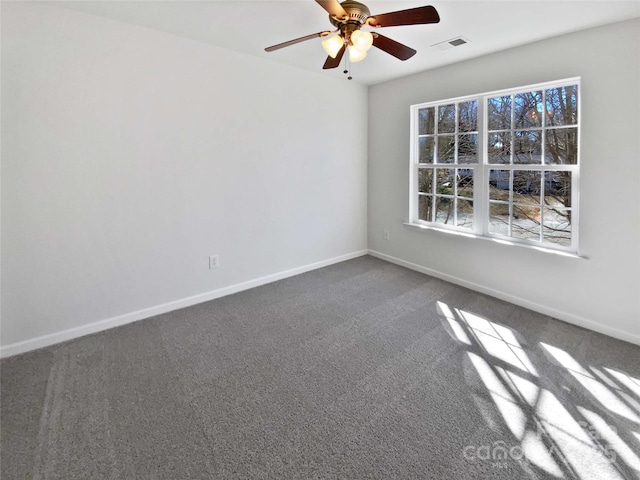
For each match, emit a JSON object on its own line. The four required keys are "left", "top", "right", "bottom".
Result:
{"left": 419, "top": 137, "right": 435, "bottom": 163}
{"left": 514, "top": 91, "right": 542, "bottom": 129}
{"left": 513, "top": 170, "right": 540, "bottom": 205}
{"left": 418, "top": 107, "right": 435, "bottom": 134}
{"left": 489, "top": 169, "right": 510, "bottom": 201}
{"left": 457, "top": 168, "right": 474, "bottom": 198}
{"left": 546, "top": 127, "right": 578, "bottom": 164}
{"left": 456, "top": 199, "right": 474, "bottom": 229}
{"left": 544, "top": 171, "right": 572, "bottom": 208}
{"left": 488, "top": 96, "right": 511, "bottom": 131}
{"left": 458, "top": 134, "right": 477, "bottom": 163}
{"left": 512, "top": 205, "right": 541, "bottom": 241}
{"left": 488, "top": 132, "right": 511, "bottom": 164}
{"left": 437, "top": 135, "right": 455, "bottom": 163}
{"left": 458, "top": 100, "right": 478, "bottom": 132}
{"left": 435, "top": 196, "right": 454, "bottom": 224}
{"left": 545, "top": 85, "right": 578, "bottom": 126}
{"left": 412, "top": 81, "right": 577, "bottom": 251}
{"left": 543, "top": 208, "right": 572, "bottom": 246}
{"left": 438, "top": 104, "right": 456, "bottom": 133}
{"left": 418, "top": 194, "right": 432, "bottom": 222}
{"left": 436, "top": 168, "right": 455, "bottom": 195}
{"left": 489, "top": 201, "right": 509, "bottom": 235}
{"left": 418, "top": 168, "right": 433, "bottom": 194}
{"left": 514, "top": 130, "right": 542, "bottom": 164}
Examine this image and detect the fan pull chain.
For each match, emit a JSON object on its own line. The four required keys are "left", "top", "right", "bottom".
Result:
{"left": 343, "top": 54, "right": 353, "bottom": 80}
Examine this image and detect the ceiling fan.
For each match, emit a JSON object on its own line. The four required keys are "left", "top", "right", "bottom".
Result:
{"left": 265, "top": 0, "right": 440, "bottom": 71}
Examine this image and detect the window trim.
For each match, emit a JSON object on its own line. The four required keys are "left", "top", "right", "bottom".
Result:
{"left": 409, "top": 77, "right": 581, "bottom": 255}
{"left": 402, "top": 221, "right": 586, "bottom": 259}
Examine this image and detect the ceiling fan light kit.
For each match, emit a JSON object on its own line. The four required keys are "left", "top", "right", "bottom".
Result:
{"left": 350, "top": 29, "right": 374, "bottom": 52}
{"left": 348, "top": 45, "right": 367, "bottom": 62}
{"left": 265, "top": 0, "right": 440, "bottom": 75}
{"left": 322, "top": 34, "right": 345, "bottom": 58}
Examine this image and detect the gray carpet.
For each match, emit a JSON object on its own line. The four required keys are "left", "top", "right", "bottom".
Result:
{"left": 2, "top": 256, "right": 640, "bottom": 479}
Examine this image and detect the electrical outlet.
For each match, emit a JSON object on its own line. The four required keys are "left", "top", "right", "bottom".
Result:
{"left": 383, "top": 229, "right": 390, "bottom": 240}
{"left": 209, "top": 255, "right": 219, "bottom": 269}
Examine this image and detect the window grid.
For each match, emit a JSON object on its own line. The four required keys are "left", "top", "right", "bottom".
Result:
{"left": 415, "top": 98, "right": 479, "bottom": 231}
{"left": 411, "top": 78, "right": 579, "bottom": 253}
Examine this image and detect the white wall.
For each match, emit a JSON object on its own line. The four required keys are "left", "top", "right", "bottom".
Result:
{"left": 1, "top": 2, "right": 367, "bottom": 352}
{"left": 368, "top": 19, "right": 640, "bottom": 344}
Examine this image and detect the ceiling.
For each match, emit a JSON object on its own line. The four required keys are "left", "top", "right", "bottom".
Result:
{"left": 52, "top": 0, "right": 640, "bottom": 85}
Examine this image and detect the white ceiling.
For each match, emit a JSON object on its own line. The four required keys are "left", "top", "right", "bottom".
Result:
{"left": 52, "top": 0, "right": 640, "bottom": 85}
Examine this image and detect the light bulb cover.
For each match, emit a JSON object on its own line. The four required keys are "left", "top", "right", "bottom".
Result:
{"left": 322, "top": 35, "right": 344, "bottom": 58}
{"left": 348, "top": 45, "right": 367, "bottom": 63}
{"left": 351, "top": 30, "right": 374, "bottom": 53}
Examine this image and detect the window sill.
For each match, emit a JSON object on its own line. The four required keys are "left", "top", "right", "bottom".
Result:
{"left": 403, "top": 222, "right": 586, "bottom": 259}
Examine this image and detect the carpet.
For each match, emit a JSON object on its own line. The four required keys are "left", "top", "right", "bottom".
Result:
{"left": 2, "top": 256, "right": 639, "bottom": 479}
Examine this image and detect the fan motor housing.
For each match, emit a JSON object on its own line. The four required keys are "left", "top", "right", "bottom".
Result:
{"left": 329, "top": 0, "right": 371, "bottom": 27}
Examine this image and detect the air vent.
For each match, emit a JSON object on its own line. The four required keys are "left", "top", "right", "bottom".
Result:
{"left": 432, "top": 36, "right": 470, "bottom": 51}
{"left": 449, "top": 38, "right": 467, "bottom": 47}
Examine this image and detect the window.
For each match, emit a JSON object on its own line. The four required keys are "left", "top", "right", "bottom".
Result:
{"left": 410, "top": 79, "right": 579, "bottom": 253}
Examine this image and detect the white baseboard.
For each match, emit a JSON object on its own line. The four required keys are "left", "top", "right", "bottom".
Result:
{"left": 0, "top": 250, "right": 368, "bottom": 358}
{"left": 368, "top": 249, "right": 640, "bottom": 346}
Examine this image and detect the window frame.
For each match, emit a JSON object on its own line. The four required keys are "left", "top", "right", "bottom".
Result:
{"left": 409, "top": 77, "right": 580, "bottom": 254}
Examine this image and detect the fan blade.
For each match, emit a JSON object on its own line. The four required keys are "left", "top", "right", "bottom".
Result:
{"left": 368, "top": 5, "right": 440, "bottom": 28}
{"left": 315, "top": 0, "right": 348, "bottom": 19}
{"left": 322, "top": 44, "right": 346, "bottom": 69}
{"left": 265, "top": 31, "right": 330, "bottom": 52}
{"left": 372, "top": 34, "right": 417, "bottom": 61}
